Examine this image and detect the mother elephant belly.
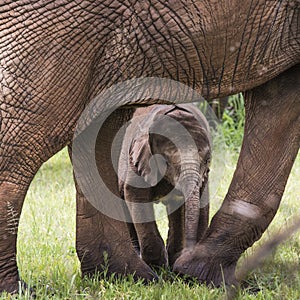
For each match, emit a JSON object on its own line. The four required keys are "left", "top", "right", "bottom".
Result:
{"left": 121, "top": 0, "right": 299, "bottom": 99}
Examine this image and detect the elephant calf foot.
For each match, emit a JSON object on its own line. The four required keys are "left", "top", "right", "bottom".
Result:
{"left": 173, "top": 245, "right": 237, "bottom": 287}
{"left": 141, "top": 237, "right": 168, "bottom": 268}
{"left": 120, "top": 253, "right": 160, "bottom": 282}
{"left": 142, "top": 247, "right": 168, "bottom": 269}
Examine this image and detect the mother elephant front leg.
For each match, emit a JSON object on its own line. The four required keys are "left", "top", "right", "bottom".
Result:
{"left": 174, "top": 65, "right": 300, "bottom": 286}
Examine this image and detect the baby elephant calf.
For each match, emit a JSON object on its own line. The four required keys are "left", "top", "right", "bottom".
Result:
{"left": 119, "top": 104, "right": 211, "bottom": 267}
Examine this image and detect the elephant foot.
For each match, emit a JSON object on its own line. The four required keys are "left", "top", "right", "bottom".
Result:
{"left": 79, "top": 242, "right": 158, "bottom": 283}
{"left": 141, "top": 236, "right": 168, "bottom": 269}
{"left": 123, "top": 254, "right": 159, "bottom": 282}
{"left": 173, "top": 244, "right": 238, "bottom": 287}
{"left": 0, "top": 278, "right": 28, "bottom": 295}
{"left": 142, "top": 246, "right": 168, "bottom": 269}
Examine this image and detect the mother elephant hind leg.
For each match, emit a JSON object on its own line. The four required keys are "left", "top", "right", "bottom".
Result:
{"left": 0, "top": 180, "right": 29, "bottom": 293}
{"left": 70, "top": 109, "right": 157, "bottom": 281}
{"left": 174, "top": 65, "right": 300, "bottom": 286}
{"left": 0, "top": 123, "right": 64, "bottom": 293}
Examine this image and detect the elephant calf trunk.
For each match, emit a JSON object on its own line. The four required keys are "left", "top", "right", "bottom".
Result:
{"left": 180, "top": 171, "right": 203, "bottom": 249}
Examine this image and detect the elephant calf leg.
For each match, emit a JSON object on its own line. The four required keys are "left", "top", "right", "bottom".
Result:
{"left": 167, "top": 186, "right": 209, "bottom": 267}
{"left": 174, "top": 65, "right": 300, "bottom": 286}
{"left": 124, "top": 185, "right": 168, "bottom": 268}
{"left": 134, "top": 221, "right": 168, "bottom": 268}
{"left": 166, "top": 204, "right": 184, "bottom": 267}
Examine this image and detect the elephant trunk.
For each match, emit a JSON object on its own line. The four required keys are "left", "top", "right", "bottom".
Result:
{"left": 178, "top": 163, "right": 204, "bottom": 249}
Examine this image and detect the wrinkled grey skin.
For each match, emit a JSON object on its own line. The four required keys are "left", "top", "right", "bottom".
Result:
{"left": 119, "top": 104, "right": 211, "bottom": 267}
{"left": 0, "top": 0, "right": 299, "bottom": 293}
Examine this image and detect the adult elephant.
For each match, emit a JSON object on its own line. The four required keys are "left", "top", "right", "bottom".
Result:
{"left": 0, "top": 0, "right": 299, "bottom": 293}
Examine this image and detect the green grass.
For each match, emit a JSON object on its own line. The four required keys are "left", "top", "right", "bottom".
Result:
{"left": 220, "top": 94, "right": 245, "bottom": 151}
{"left": 1, "top": 97, "right": 300, "bottom": 299}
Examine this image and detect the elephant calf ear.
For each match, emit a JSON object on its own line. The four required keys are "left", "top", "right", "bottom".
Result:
{"left": 129, "top": 134, "right": 158, "bottom": 186}
{"left": 129, "top": 134, "right": 152, "bottom": 175}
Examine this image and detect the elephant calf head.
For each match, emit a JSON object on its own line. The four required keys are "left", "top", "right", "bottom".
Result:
{"left": 119, "top": 103, "right": 211, "bottom": 267}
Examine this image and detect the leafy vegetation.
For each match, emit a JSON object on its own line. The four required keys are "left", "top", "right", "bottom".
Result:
{"left": 220, "top": 94, "right": 245, "bottom": 151}
{"left": 1, "top": 96, "right": 299, "bottom": 299}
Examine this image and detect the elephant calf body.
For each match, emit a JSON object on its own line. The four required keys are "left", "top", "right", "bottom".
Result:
{"left": 119, "top": 104, "right": 211, "bottom": 267}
